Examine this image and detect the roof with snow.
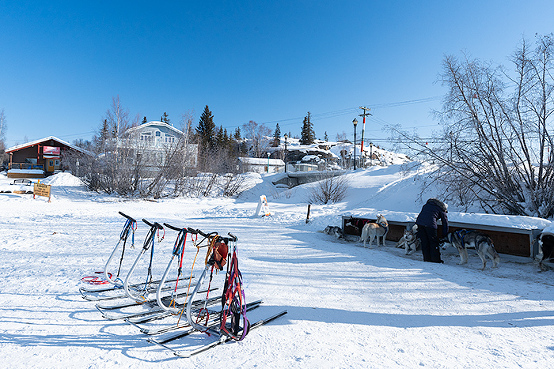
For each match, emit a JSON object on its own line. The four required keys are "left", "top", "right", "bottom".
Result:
{"left": 238, "top": 157, "right": 285, "bottom": 166}
{"left": 123, "top": 121, "right": 184, "bottom": 136}
{"left": 6, "top": 136, "right": 93, "bottom": 156}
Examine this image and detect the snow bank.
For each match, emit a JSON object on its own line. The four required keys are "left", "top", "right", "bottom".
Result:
{"left": 41, "top": 172, "right": 84, "bottom": 186}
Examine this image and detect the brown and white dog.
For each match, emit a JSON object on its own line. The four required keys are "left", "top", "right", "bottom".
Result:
{"left": 396, "top": 224, "right": 420, "bottom": 254}
{"left": 360, "top": 215, "right": 389, "bottom": 248}
{"left": 443, "top": 229, "right": 500, "bottom": 270}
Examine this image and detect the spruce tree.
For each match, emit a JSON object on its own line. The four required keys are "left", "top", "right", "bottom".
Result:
{"left": 161, "top": 112, "right": 170, "bottom": 124}
{"left": 93, "top": 119, "right": 110, "bottom": 153}
{"left": 300, "top": 112, "right": 315, "bottom": 145}
{"left": 196, "top": 105, "right": 216, "bottom": 150}
{"left": 142, "top": 116, "right": 147, "bottom": 124}
{"left": 216, "top": 125, "right": 225, "bottom": 147}
{"left": 273, "top": 123, "right": 281, "bottom": 147}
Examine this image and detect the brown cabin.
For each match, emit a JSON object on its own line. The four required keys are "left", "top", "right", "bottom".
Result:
{"left": 6, "top": 136, "right": 90, "bottom": 178}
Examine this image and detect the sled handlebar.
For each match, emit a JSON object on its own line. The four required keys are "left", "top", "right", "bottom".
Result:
{"left": 142, "top": 219, "right": 164, "bottom": 230}
{"left": 191, "top": 228, "right": 212, "bottom": 238}
{"left": 163, "top": 222, "right": 185, "bottom": 232}
{"left": 118, "top": 211, "right": 136, "bottom": 223}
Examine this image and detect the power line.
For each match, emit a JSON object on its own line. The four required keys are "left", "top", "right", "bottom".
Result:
{"left": 227, "top": 96, "right": 442, "bottom": 130}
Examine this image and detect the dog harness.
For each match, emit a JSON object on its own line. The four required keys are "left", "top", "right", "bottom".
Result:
{"left": 454, "top": 229, "right": 475, "bottom": 249}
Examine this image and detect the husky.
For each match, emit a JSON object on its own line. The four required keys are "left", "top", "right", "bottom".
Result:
{"left": 444, "top": 229, "right": 500, "bottom": 270}
{"left": 324, "top": 225, "right": 344, "bottom": 239}
{"left": 360, "top": 215, "right": 389, "bottom": 248}
{"left": 538, "top": 232, "right": 554, "bottom": 271}
{"left": 396, "top": 224, "right": 420, "bottom": 254}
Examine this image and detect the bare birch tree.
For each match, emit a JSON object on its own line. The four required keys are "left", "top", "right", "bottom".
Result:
{"left": 242, "top": 120, "right": 271, "bottom": 158}
{"left": 392, "top": 34, "right": 554, "bottom": 217}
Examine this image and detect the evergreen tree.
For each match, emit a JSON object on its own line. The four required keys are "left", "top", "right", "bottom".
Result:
{"left": 196, "top": 105, "right": 216, "bottom": 149}
{"left": 324, "top": 131, "right": 328, "bottom": 142}
{"left": 196, "top": 106, "right": 216, "bottom": 170}
{"left": 273, "top": 123, "right": 281, "bottom": 147}
{"left": 216, "top": 125, "right": 225, "bottom": 147}
{"left": 300, "top": 112, "right": 315, "bottom": 145}
{"left": 223, "top": 128, "right": 230, "bottom": 150}
{"left": 142, "top": 116, "right": 147, "bottom": 124}
{"left": 94, "top": 119, "right": 110, "bottom": 153}
{"left": 234, "top": 127, "right": 241, "bottom": 141}
{"left": 161, "top": 112, "right": 170, "bottom": 124}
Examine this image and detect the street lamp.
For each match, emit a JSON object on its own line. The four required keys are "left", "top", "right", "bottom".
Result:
{"left": 353, "top": 118, "right": 358, "bottom": 170}
{"left": 284, "top": 134, "right": 288, "bottom": 173}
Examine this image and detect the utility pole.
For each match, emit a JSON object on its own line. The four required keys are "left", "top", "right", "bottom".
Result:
{"left": 359, "top": 107, "right": 371, "bottom": 166}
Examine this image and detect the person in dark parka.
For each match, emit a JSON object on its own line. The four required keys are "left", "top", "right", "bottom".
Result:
{"left": 415, "top": 198, "right": 449, "bottom": 263}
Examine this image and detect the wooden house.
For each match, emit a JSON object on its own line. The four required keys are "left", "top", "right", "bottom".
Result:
{"left": 6, "top": 136, "right": 91, "bottom": 178}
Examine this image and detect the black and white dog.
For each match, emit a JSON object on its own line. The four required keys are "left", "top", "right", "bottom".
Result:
{"left": 324, "top": 225, "right": 344, "bottom": 239}
{"left": 396, "top": 224, "right": 420, "bottom": 255}
{"left": 538, "top": 232, "right": 554, "bottom": 270}
{"left": 443, "top": 229, "right": 500, "bottom": 270}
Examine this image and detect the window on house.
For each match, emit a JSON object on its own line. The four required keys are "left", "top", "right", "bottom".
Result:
{"left": 155, "top": 131, "right": 161, "bottom": 137}
{"left": 165, "top": 135, "right": 175, "bottom": 143}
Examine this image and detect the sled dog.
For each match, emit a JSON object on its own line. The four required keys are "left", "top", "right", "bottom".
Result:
{"left": 444, "top": 229, "right": 500, "bottom": 270}
{"left": 538, "top": 232, "right": 554, "bottom": 271}
{"left": 324, "top": 225, "right": 344, "bottom": 239}
{"left": 396, "top": 224, "right": 420, "bottom": 254}
{"left": 360, "top": 215, "right": 389, "bottom": 248}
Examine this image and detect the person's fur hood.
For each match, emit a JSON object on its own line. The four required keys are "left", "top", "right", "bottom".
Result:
{"left": 426, "top": 198, "right": 448, "bottom": 212}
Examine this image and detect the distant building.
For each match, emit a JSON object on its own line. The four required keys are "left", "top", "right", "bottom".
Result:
{"left": 120, "top": 121, "right": 198, "bottom": 174}
{"left": 238, "top": 157, "right": 285, "bottom": 174}
{"left": 6, "top": 136, "right": 91, "bottom": 178}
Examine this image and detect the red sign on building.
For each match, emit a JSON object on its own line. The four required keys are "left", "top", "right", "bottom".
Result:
{"left": 43, "top": 146, "right": 61, "bottom": 156}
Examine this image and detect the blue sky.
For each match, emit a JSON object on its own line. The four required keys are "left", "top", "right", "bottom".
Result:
{"left": 1, "top": 1, "right": 554, "bottom": 149}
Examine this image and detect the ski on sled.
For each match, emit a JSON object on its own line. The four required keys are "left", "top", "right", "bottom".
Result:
{"left": 124, "top": 295, "right": 225, "bottom": 330}
{"left": 94, "top": 283, "right": 207, "bottom": 310}
{"left": 148, "top": 300, "right": 265, "bottom": 345}
{"left": 136, "top": 299, "right": 263, "bottom": 336}
{"left": 99, "top": 294, "right": 221, "bottom": 321}
{"left": 96, "top": 286, "right": 215, "bottom": 317}
{"left": 153, "top": 309, "right": 287, "bottom": 358}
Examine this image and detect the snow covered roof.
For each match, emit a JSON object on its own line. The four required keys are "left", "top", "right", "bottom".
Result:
{"left": 6, "top": 136, "right": 93, "bottom": 156}
{"left": 238, "top": 157, "right": 285, "bottom": 166}
{"left": 124, "top": 121, "right": 184, "bottom": 136}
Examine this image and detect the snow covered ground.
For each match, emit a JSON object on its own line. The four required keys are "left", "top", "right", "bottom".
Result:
{"left": 0, "top": 168, "right": 553, "bottom": 369}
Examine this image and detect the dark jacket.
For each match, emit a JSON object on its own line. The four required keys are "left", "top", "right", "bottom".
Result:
{"left": 416, "top": 198, "right": 449, "bottom": 237}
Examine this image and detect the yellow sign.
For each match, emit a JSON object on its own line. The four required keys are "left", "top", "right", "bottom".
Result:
{"left": 33, "top": 182, "right": 51, "bottom": 202}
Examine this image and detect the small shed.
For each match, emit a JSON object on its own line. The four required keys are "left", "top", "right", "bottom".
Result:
{"left": 238, "top": 157, "right": 285, "bottom": 174}
{"left": 6, "top": 136, "right": 91, "bottom": 178}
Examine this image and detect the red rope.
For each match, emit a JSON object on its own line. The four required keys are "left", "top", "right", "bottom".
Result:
{"left": 81, "top": 272, "right": 112, "bottom": 285}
